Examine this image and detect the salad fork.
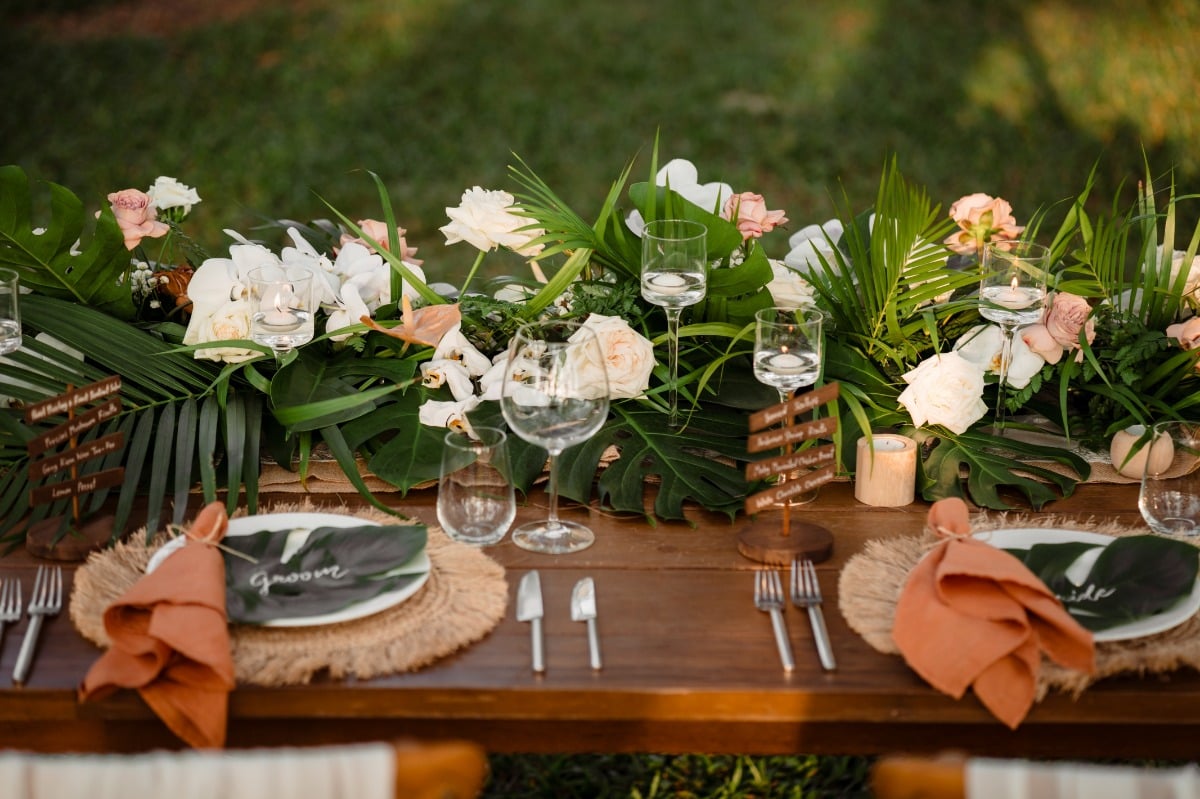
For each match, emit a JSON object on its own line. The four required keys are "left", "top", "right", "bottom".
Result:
{"left": 753, "top": 569, "right": 794, "bottom": 672}
{"left": 0, "top": 578, "right": 22, "bottom": 654}
{"left": 13, "top": 566, "right": 62, "bottom": 685}
{"left": 791, "top": 558, "right": 837, "bottom": 671}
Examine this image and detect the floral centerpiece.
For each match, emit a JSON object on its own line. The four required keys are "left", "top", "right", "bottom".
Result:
{"left": 1, "top": 146, "right": 1198, "bottom": 545}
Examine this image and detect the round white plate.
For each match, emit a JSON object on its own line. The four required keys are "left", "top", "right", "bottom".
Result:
{"left": 147, "top": 512, "right": 431, "bottom": 628}
{"left": 975, "top": 527, "right": 1200, "bottom": 642}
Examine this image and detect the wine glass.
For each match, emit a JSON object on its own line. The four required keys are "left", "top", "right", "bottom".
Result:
{"left": 0, "top": 269, "right": 20, "bottom": 356}
{"left": 1139, "top": 420, "right": 1200, "bottom": 537}
{"left": 753, "top": 306, "right": 824, "bottom": 504}
{"left": 437, "top": 426, "right": 516, "bottom": 546}
{"left": 641, "top": 219, "right": 707, "bottom": 427}
{"left": 248, "top": 266, "right": 316, "bottom": 356}
{"left": 500, "top": 320, "right": 610, "bottom": 554}
{"left": 979, "top": 241, "right": 1050, "bottom": 434}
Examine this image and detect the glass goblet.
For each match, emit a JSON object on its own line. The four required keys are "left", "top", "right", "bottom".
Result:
{"left": 753, "top": 306, "right": 825, "bottom": 504}
{"left": 641, "top": 219, "right": 707, "bottom": 427}
{"left": 248, "top": 266, "right": 316, "bottom": 356}
{"left": 500, "top": 320, "right": 610, "bottom": 554}
{"left": 979, "top": 241, "right": 1050, "bottom": 433}
{"left": 437, "top": 426, "right": 516, "bottom": 546}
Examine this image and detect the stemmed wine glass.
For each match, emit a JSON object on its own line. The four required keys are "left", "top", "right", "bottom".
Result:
{"left": 979, "top": 241, "right": 1050, "bottom": 434}
{"left": 753, "top": 306, "right": 824, "bottom": 503}
{"left": 500, "top": 320, "right": 610, "bottom": 554}
{"left": 641, "top": 219, "right": 707, "bottom": 427}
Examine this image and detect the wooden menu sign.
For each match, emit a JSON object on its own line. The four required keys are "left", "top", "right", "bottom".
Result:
{"left": 737, "top": 382, "right": 840, "bottom": 566}
{"left": 23, "top": 376, "right": 126, "bottom": 560}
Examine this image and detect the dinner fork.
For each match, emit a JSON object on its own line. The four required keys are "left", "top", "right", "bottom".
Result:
{"left": 12, "top": 566, "right": 62, "bottom": 685}
{"left": 0, "top": 578, "right": 22, "bottom": 654}
{"left": 753, "top": 569, "right": 794, "bottom": 672}
{"left": 791, "top": 558, "right": 837, "bottom": 671}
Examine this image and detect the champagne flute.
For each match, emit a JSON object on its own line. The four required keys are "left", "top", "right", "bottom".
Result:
{"left": 979, "top": 241, "right": 1050, "bottom": 434}
{"left": 500, "top": 320, "right": 610, "bottom": 554}
{"left": 641, "top": 219, "right": 707, "bottom": 427}
{"left": 753, "top": 306, "right": 824, "bottom": 504}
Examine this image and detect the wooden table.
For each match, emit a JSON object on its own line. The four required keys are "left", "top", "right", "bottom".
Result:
{"left": 1, "top": 481, "right": 1198, "bottom": 758}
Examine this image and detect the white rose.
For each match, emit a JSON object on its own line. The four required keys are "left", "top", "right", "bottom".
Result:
{"left": 952, "top": 324, "right": 1044, "bottom": 390}
{"left": 897, "top": 352, "right": 988, "bottom": 435}
{"left": 569, "top": 314, "right": 655, "bottom": 400}
{"left": 766, "top": 259, "right": 816, "bottom": 310}
{"left": 183, "top": 298, "right": 257, "bottom": 363}
{"left": 440, "top": 187, "right": 545, "bottom": 256}
{"left": 146, "top": 176, "right": 202, "bottom": 215}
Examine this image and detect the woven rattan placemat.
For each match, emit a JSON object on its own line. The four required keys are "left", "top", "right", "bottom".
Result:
{"left": 69, "top": 501, "right": 508, "bottom": 685}
{"left": 839, "top": 515, "right": 1200, "bottom": 700}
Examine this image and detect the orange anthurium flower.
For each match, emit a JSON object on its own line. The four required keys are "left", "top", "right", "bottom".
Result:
{"left": 360, "top": 296, "right": 461, "bottom": 347}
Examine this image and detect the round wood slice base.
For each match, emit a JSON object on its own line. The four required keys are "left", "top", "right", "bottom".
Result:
{"left": 736, "top": 520, "right": 833, "bottom": 566}
{"left": 25, "top": 515, "right": 115, "bottom": 561}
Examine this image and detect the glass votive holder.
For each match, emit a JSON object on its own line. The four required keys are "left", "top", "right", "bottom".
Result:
{"left": 248, "top": 267, "right": 315, "bottom": 354}
{"left": 437, "top": 427, "right": 516, "bottom": 546}
{"left": 0, "top": 268, "right": 21, "bottom": 356}
{"left": 1139, "top": 420, "right": 1200, "bottom": 537}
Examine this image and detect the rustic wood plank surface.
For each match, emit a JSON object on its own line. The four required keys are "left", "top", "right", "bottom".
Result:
{"left": 2, "top": 481, "right": 1198, "bottom": 757}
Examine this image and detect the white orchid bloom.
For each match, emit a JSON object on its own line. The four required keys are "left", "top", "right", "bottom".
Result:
{"left": 952, "top": 324, "right": 1044, "bottom": 390}
{"left": 282, "top": 228, "right": 340, "bottom": 306}
{"left": 325, "top": 280, "right": 372, "bottom": 342}
{"left": 625, "top": 158, "right": 734, "bottom": 236}
{"left": 418, "top": 396, "right": 481, "bottom": 435}
{"left": 784, "top": 219, "right": 843, "bottom": 274}
{"left": 478, "top": 358, "right": 508, "bottom": 401}
{"left": 421, "top": 359, "right": 475, "bottom": 401}
{"left": 433, "top": 324, "right": 492, "bottom": 377}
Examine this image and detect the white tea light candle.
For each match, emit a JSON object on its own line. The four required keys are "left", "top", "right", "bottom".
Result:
{"left": 854, "top": 434, "right": 917, "bottom": 507}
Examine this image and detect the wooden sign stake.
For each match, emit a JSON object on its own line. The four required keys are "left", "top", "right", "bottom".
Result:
{"left": 737, "top": 383, "right": 840, "bottom": 566}
{"left": 23, "top": 376, "right": 126, "bottom": 561}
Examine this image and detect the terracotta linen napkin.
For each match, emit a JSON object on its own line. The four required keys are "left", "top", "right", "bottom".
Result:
{"left": 891, "top": 498, "right": 1095, "bottom": 729}
{"left": 79, "top": 502, "right": 236, "bottom": 749}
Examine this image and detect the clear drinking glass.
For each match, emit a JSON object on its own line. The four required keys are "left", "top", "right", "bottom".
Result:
{"left": 500, "top": 320, "right": 609, "bottom": 554}
{"left": 1139, "top": 420, "right": 1200, "bottom": 537}
{"left": 437, "top": 426, "right": 516, "bottom": 546}
{"left": 641, "top": 219, "right": 707, "bottom": 427}
{"left": 0, "top": 268, "right": 21, "bottom": 356}
{"left": 248, "top": 267, "right": 315, "bottom": 355}
{"left": 979, "top": 241, "right": 1050, "bottom": 433}
{"left": 753, "top": 306, "right": 825, "bottom": 504}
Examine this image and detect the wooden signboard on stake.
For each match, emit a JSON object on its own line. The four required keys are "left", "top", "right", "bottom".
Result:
{"left": 737, "top": 382, "right": 840, "bottom": 565}
{"left": 23, "top": 376, "right": 126, "bottom": 561}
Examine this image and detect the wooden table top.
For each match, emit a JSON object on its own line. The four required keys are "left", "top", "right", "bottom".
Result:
{"left": 1, "top": 481, "right": 1198, "bottom": 758}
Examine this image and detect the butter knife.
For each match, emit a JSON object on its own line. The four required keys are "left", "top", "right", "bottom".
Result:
{"left": 570, "top": 577, "right": 602, "bottom": 670}
{"left": 516, "top": 570, "right": 545, "bottom": 673}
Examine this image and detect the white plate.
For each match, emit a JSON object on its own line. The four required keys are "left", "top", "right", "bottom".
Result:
{"left": 147, "top": 512, "right": 431, "bottom": 628}
{"left": 975, "top": 527, "right": 1200, "bottom": 642}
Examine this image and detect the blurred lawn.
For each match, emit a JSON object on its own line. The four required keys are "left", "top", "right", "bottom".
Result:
{"left": 4, "top": 0, "right": 1200, "bottom": 284}
{"left": 2, "top": 1, "right": 1199, "bottom": 796}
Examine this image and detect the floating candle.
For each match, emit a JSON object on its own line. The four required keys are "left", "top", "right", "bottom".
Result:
{"left": 768, "top": 352, "right": 806, "bottom": 372}
{"left": 647, "top": 273, "right": 688, "bottom": 295}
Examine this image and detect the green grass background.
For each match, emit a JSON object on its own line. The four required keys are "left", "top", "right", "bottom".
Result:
{"left": 3, "top": 1, "right": 1198, "bottom": 795}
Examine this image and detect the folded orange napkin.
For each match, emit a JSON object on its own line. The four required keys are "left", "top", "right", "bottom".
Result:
{"left": 891, "top": 498, "right": 1095, "bottom": 729}
{"left": 79, "top": 502, "right": 236, "bottom": 748}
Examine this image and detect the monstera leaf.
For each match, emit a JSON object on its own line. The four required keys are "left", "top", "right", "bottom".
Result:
{"left": 0, "top": 165, "right": 136, "bottom": 320}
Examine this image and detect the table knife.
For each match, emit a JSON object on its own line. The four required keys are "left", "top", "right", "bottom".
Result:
{"left": 516, "top": 570, "right": 545, "bottom": 673}
{"left": 570, "top": 577, "right": 602, "bottom": 670}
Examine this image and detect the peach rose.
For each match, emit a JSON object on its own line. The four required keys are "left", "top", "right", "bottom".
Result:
{"left": 723, "top": 192, "right": 788, "bottom": 240}
{"left": 943, "top": 193, "right": 1024, "bottom": 255}
{"left": 1168, "top": 317, "right": 1200, "bottom": 350}
{"left": 1042, "top": 292, "right": 1094, "bottom": 357}
{"left": 107, "top": 189, "right": 169, "bottom": 251}
{"left": 340, "top": 219, "right": 422, "bottom": 265}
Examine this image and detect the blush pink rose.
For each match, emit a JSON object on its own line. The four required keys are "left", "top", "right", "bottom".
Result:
{"left": 1021, "top": 325, "right": 1063, "bottom": 365}
{"left": 1042, "top": 292, "right": 1094, "bottom": 360}
{"left": 340, "top": 219, "right": 422, "bottom": 265}
{"left": 107, "top": 189, "right": 169, "bottom": 251}
{"left": 943, "top": 193, "right": 1024, "bottom": 255}
{"left": 1168, "top": 318, "right": 1200, "bottom": 350}
{"left": 723, "top": 192, "right": 788, "bottom": 241}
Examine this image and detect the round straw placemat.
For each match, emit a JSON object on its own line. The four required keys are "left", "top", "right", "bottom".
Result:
{"left": 839, "top": 514, "right": 1200, "bottom": 700}
{"left": 69, "top": 500, "right": 508, "bottom": 686}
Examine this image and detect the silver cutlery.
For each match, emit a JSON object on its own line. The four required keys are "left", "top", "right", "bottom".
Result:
{"left": 0, "top": 578, "right": 22, "bottom": 656}
{"left": 570, "top": 577, "right": 602, "bottom": 670}
{"left": 13, "top": 565, "right": 63, "bottom": 684}
{"left": 753, "top": 569, "right": 794, "bottom": 672}
{"left": 791, "top": 558, "right": 836, "bottom": 671}
{"left": 516, "top": 570, "right": 545, "bottom": 673}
